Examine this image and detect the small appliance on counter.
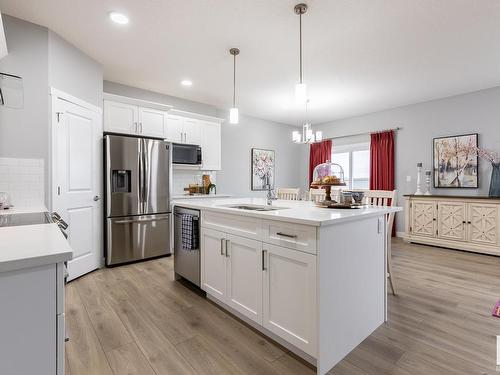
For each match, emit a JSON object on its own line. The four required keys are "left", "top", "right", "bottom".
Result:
{"left": 104, "top": 134, "right": 172, "bottom": 266}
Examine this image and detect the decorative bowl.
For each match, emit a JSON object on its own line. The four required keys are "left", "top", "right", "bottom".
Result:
{"left": 351, "top": 191, "right": 365, "bottom": 204}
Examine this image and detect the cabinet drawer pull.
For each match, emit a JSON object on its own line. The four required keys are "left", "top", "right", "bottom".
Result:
{"left": 262, "top": 249, "right": 267, "bottom": 271}
{"left": 220, "top": 238, "right": 225, "bottom": 256}
{"left": 276, "top": 232, "right": 298, "bottom": 239}
{"left": 225, "top": 239, "right": 230, "bottom": 257}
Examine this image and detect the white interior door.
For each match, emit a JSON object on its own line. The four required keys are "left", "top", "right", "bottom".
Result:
{"left": 52, "top": 90, "right": 102, "bottom": 281}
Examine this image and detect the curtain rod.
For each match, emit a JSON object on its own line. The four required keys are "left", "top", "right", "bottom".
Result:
{"left": 326, "top": 126, "right": 402, "bottom": 140}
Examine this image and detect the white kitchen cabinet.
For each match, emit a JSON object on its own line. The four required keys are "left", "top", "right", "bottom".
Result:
{"left": 201, "top": 121, "right": 222, "bottom": 170}
{"left": 468, "top": 202, "right": 498, "bottom": 246}
{"left": 104, "top": 100, "right": 167, "bottom": 138}
{"left": 226, "top": 233, "right": 263, "bottom": 324}
{"left": 263, "top": 243, "right": 317, "bottom": 357}
{"left": 183, "top": 118, "right": 202, "bottom": 145}
{"left": 165, "top": 114, "right": 184, "bottom": 143}
{"left": 104, "top": 100, "right": 138, "bottom": 135}
{"left": 165, "top": 115, "right": 202, "bottom": 145}
{"left": 0, "top": 262, "right": 66, "bottom": 375}
{"left": 201, "top": 228, "right": 227, "bottom": 301}
{"left": 138, "top": 107, "right": 166, "bottom": 138}
{"left": 201, "top": 227, "right": 263, "bottom": 324}
{"left": 410, "top": 199, "right": 436, "bottom": 237}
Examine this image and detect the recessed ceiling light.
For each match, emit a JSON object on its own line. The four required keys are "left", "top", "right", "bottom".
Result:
{"left": 109, "top": 12, "right": 129, "bottom": 25}
{"left": 181, "top": 80, "right": 193, "bottom": 87}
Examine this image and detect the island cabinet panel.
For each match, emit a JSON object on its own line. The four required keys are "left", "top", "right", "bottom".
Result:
{"left": 437, "top": 201, "right": 467, "bottom": 241}
{"left": 226, "top": 234, "right": 263, "bottom": 324}
{"left": 202, "top": 211, "right": 262, "bottom": 240}
{"left": 263, "top": 220, "right": 317, "bottom": 254}
{"left": 404, "top": 195, "right": 500, "bottom": 256}
{"left": 201, "top": 228, "right": 227, "bottom": 301}
{"left": 262, "top": 243, "right": 317, "bottom": 357}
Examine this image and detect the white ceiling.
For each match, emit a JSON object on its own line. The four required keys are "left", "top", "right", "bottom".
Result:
{"left": 2, "top": 0, "right": 500, "bottom": 125}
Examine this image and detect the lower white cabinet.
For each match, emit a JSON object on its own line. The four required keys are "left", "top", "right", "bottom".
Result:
{"left": 0, "top": 262, "right": 66, "bottom": 375}
{"left": 201, "top": 222, "right": 318, "bottom": 357}
{"left": 201, "top": 228, "right": 227, "bottom": 300}
{"left": 262, "top": 243, "right": 317, "bottom": 356}
{"left": 226, "top": 233, "right": 263, "bottom": 324}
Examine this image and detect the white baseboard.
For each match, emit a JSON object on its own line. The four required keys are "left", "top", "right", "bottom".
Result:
{"left": 396, "top": 231, "right": 405, "bottom": 238}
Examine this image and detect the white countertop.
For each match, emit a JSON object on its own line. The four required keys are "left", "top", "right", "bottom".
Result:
{"left": 0, "top": 205, "right": 47, "bottom": 215}
{"left": 0, "top": 207, "right": 73, "bottom": 273}
{"left": 172, "top": 194, "right": 231, "bottom": 200}
{"left": 172, "top": 197, "right": 402, "bottom": 226}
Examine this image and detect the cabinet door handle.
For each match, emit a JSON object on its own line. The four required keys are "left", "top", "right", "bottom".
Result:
{"left": 134, "top": 122, "right": 138, "bottom": 133}
{"left": 262, "top": 249, "right": 267, "bottom": 271}
{"left": 139, "top": 122, "right": 143, "bottom": 133}
{"left": 276, "top": 232, "right": 298, "bottom": 239}
{"left": 225, "top": 239, "right": 230, "bottom": 257}
{"left": 220, "top": 238, "right": 225, "bottom": 256}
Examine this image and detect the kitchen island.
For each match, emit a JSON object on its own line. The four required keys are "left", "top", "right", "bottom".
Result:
{"left": 173, "top": 198, "right": 401, "bottom": 374}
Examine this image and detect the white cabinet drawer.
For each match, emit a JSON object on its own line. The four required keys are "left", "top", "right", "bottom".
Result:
{"left": 202, "top": 211, "right": 262, "bottom": 240}
{"left": 263, "top": 220, "right": 317, "bottom": 254}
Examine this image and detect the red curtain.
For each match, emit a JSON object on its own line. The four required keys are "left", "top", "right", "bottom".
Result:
{"left": 370, "top": 130, "right": 395, "bottom": 235}
{"left": 309, "top": 140, "right": 332, "bottom": 185}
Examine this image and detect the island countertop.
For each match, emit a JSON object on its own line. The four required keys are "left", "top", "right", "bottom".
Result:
{"left": 172, "top": 197, "right": 401, "bottom": 226}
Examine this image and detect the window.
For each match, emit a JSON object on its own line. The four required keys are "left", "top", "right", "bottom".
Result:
{"left": 331, "top": 143, "right": 370, "bottom": 189}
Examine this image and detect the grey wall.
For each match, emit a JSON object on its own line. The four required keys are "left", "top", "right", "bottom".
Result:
{"left": 0, "top": 15, "right": 103, "bottom": 204}
{"left": 312, "top": 87, "right": 500, "bottom": 232}
{"left": 0, "top": 15, "right": 49, "bottom": 163}
{"left": 104, "top": 81, "right": 217, "bottom": 117}
{"left": 48, "top": 31, "right": 103, "bottom": 108}
{"left": 216, "top": 110, "right": 304, "bottom": 197}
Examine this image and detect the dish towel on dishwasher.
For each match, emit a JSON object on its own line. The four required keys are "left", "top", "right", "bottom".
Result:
{"left": 181, "top": 214, "right": 199, "bottom": 250}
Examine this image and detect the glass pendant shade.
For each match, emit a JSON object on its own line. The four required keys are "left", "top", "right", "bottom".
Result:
{"left": 315, "top": 131, "right": 323, "bottom": 142}
{"left": 229, "top": 107, "right": 239, "bottom": 124}
{"left": 292, "top": 131, "right": 301, "bottom": 143}
{"left": 295, "top": 83, "right": 307, "bottom": 104}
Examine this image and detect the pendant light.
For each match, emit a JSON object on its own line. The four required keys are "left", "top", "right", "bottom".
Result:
{"left": 229, "top": 48, "right": 240, "bottom": 124}
{"left": 294, "top": 3, "right": 308, "bottom": 105}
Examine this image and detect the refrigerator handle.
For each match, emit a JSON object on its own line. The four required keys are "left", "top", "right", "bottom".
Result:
{"left": 138, "top": 138, "right": 144, "bottom": 214}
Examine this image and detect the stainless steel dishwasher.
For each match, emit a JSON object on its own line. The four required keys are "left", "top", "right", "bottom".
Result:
{"left": 173, "top": 206, "right": 201, "bottom": 287}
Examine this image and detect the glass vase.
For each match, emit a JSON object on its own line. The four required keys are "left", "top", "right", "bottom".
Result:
{"left": 489, "top": 163, "right": 500, "bottom": 198}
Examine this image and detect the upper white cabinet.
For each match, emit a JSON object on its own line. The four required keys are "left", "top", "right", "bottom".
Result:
{"left": 103, "top": 95, "right": 223, "bottom": 171}
{"left": 104, "top": 100, "right": 166, "bottom": 138}
{"left": 104, "top": 101, "right": 138, "bottom": 135}
{"left": 165, "top": 115, "right": 202, "bottom": 145}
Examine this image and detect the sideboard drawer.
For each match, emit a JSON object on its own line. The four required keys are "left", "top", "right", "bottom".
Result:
{"left": 202, "top": 211, "right": 262, "bottom": 240}
{"left": 263, "top": 220, "right": 317, "bottom": 254}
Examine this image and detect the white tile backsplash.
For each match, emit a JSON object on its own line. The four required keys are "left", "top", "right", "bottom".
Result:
{"left": 0, "top": 158, "right": 44, "bottom": 206}
{"left": 172, "top": 169, "right": 216, "bottom": 195}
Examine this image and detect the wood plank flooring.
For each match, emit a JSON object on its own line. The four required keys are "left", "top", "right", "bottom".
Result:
{"left": 65, "top": 239, "right": 500, "bottom": 374}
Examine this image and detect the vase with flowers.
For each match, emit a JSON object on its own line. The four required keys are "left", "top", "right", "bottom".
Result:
{"left": 475, "top": 147, "right": 500, "bottom": 197}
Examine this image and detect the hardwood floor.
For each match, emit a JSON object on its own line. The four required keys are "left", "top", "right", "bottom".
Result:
{"left": 65, "top": 239, "right": 500, "bottom": 374}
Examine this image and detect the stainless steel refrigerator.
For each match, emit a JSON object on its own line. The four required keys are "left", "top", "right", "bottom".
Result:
{"left": 105, "top": 134, "right": 172, "bottom": 266}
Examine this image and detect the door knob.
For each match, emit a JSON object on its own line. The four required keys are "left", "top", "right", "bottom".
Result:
{"left": 93, "top": 195, "right": 101, "bottom": 201}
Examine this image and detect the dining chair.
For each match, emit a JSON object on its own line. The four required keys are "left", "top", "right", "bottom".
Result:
{"left": 347, "top": 189, "right": 398, "bottom": 295}
{"left": 276, "top": 188, "right": 301, "bottom": 200}
{"left": 308, "top": 188, "right": 326, "bottom": 202}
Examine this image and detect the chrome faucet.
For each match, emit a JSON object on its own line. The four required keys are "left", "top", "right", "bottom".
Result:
{"left": 265, "top": 173, "right": 277, "bottom": 205}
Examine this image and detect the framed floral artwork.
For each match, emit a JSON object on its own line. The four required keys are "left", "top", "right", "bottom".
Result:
{"left": 251, "top": 148, "right": 275, "bottom": 191}
{"left": 433, "top": 133, "right": 478, "bottom": 188}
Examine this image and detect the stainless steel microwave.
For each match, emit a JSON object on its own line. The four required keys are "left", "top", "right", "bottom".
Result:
{"left": 172, "top": 143, "right": 202, "bottom": 165}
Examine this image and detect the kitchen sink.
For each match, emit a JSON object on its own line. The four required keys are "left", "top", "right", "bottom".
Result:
{"left": 219, "top": 204, "right": 288, "bottom": 211}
